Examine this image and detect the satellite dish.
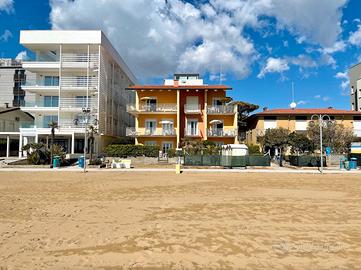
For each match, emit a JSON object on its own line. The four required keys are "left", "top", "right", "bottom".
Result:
{"left": 290, "top": 102, "right": 297, "bottom": 109}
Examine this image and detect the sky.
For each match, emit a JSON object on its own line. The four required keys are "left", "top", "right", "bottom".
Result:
{"left": 1, "top": 0, "right": 361, "bottom": 111}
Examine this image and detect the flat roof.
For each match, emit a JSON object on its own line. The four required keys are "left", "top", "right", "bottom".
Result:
{"left": 255, "top": 108, "right": 361, "bottom": 116}
{"left": 126, "top": 85, "right": 232, "bottom": 90}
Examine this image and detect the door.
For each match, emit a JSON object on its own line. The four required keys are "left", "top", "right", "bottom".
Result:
{"left": 212, "top": 122, "right": 223, "bottom": 136}
{"left": 146, "top": 98, "right": 157, "bottom": 111}
{"left": 162, "top": 121, "right": 174, "bottom": 135}
{"left": 44, "top": 96, "right": 59, "bottom": 107}
{"left": 145, "top": 120, "right": 157, "bottom": 135}
{"left": 162, "top": 142, "right": 173, "bottom": 154}
{"left": 187, "top": 119, "right": 198, "bottom": 135}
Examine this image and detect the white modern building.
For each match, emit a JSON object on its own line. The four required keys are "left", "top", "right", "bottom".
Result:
{"left": 1, "top": 30, "right": 136, "bottom": 157}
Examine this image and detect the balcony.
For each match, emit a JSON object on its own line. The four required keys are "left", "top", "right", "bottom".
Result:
{"left": 22, "top": 79, "right": 59, "bottom": 92}
{"left": 207, "top": 105, "right": 235, "bottom": 115}
{"left": 61, "top": 76, "right": 98, "bottom": 90}
{"left": 21, "top": 98, "right": 97, "bottom": 113}
{"left": 0, "top": 120, "right": 34, "bottom": 132}
{"left": 184, "top": 128, "right": 201, "bottom": 137}
{"left": 21, "top": 101, "right": 58, "bottom": 113}
{"left": 126, "top": 127, "right": 176, "bottom": 137}
{"left": 61, "top": 53, "right": 99, "bottom": 69}
{"left": 184, "top": 104, "right": 201, "bottom": 114}
{"left": 126, "top": 103, "right": 177, "bottom": 115}
{"left": 354, "top": 129, "right": 361, "bottom": 137}
{"left": 207, "top": 128, "right": 237, "bottom": 137}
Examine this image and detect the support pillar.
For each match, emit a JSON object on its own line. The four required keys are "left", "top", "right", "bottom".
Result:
{"left": 35, "top": 134, "right": 39, "bottom": 143}
{"left": 71, "top": 133, "right": 75, "bottom": 154}
{"left": 46, "top": 136, "right": 49, "bottom": 148}
{"left": 6, "top": 136, "right": 10, "bottom": 158}
{"left": 18, "top": 134, "right": 23, "bottom": 158}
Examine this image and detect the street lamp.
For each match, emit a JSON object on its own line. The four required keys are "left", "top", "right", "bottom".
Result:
{"left": 310, "top": 114, "right": 331, "bottom": 174}
{"left": 73, "top": 107, "right": 97, "bottom": 173}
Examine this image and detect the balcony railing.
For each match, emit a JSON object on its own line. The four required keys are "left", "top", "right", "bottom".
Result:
{"left": 207, "top": 128, "right": 237, "bottom": 137}
{"left": 127, "top": 103, "right": 177, "bottom": 113}
{"left": 22, "top": 79, "right": 59, "bottom": 88}
{"left": 61, "top": 53, "right": 99, "bottom": 63}
{"left": 59, "top": 98, "right": 97, "bottom": 110}
{"left": 207, "top": 105, "right": 235, "bottom": 114}
{"left": 0, "top": 120, "right": 34, "bottom": 132}
{"left": 61, "top": 76, "right": 98, "bottom": 88}
{"left": 354, "top": 129, "right": 361, "bottom": 137}
{"left": 184, "top": 104, "right": 201, "bottom": 114}
{"left": 184, "top": 128, "right": 200, "bottom": 137}
{"left": 22, "top": 101, "right": 59, "bottom": 108}
{"left": 126, "top": 127, "right": 176, "bottom": 137}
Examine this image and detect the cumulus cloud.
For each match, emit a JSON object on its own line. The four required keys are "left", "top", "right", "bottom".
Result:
{"left": 49, "top": 0, "right": 348, "bottom": 79}
{"left": 349, "top": 25, "right": 361, "bottom": 46}
{"left": 257, "top": 57, "right": 289, "bottom": 78}
{"left": 0, "top": 0, "right": 13, "bottom": 13}
{"left": 0, "top": 29, "right": 12, "bottom": 42}
{"left": 15, "top": 51, "right": 29, "bottom": 61}
{"left": 334, "top": 71, "right": 348, "bottom": 79}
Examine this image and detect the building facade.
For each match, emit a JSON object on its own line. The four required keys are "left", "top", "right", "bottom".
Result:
{"left": 245, "top": 108, "right": 361, "bottom": 145}
{"left": 2, "top": 30, "right": 136, "bottom": 157}
{"left": 0, "top": 59, "right": 35, "bottom": 108}
{"left": 349, "top": 63, "right": 361, "bottom": 111}
{"left": 126, "top": 74, "right": 238, "bottom": 152}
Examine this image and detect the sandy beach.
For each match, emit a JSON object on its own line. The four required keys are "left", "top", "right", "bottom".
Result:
{"left": 0, "top": 171, "right": 360, "bottom": 269}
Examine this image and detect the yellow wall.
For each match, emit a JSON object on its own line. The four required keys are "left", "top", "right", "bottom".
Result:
{"left": 207, "top": 114, "right": 236, "bottom": 129}
{"left": 137, "top": 114, "right": 177, "bottom": 128}
{"left": 207, "top": 89, "right": 227, "bottom": 104}
{"left": 137, "top": 90, "right": 177, "bottom": 104}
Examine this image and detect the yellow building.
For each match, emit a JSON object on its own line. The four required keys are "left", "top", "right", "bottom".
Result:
{"left": 126, "top": 74, "right": 238, "bottom": 152}
{"left": 245, "top": 108, "right": 361, "bottom": 145}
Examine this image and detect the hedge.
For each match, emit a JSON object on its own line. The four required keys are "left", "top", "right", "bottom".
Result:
{"left": 289, "top": 155, "right": 326, "bottom": 167}
{"left": 105, "top": 144, "right": 160, "bottom": 158}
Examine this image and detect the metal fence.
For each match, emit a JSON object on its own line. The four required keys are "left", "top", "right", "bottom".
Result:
{"left": 183, "top": 155, "right": 270, "bottom": 167}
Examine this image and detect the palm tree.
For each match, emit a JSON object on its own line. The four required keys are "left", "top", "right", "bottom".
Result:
{"left": 48, "top": 121, "right": 58, "bottom": 166}
{"left": 88, "top": 125, "right": 97, "bottom": 165}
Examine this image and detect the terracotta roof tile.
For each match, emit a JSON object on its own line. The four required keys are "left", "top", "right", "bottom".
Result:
{"left": 126, "top": 85, "right": 232, "bottom": 90}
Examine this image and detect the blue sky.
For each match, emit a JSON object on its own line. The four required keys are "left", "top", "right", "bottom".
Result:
{"left": 1, "top": 0, "right": 361, "bottom": 111}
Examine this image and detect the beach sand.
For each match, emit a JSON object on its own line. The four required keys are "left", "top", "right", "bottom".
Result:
{"left": 0, "top": 171, "right": 360, "bottom": 269}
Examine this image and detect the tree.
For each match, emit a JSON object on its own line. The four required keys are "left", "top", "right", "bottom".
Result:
{"left": 307, "top": 121, "right": 355, "bottom": 154}
{"left": 258, "top": 128, "right": 289, "bottom": 166}
{"left": 48, "top": 121, "right": 58, "bottom": 166}
{"left": 88, "top": 125, "right": 98, "bottom": 165}
{"left": 287, "top": 132, "right": 313, "bottom": 155}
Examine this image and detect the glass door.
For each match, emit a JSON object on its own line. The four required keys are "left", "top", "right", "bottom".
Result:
{"left": 187, "top": 119, "right": 198, "bottom": 136}
{"left": 145, "top": 120, "right": 157, "bottom": 135}
{"left": 162, "top": 121, "right": 174, "bottom": 135}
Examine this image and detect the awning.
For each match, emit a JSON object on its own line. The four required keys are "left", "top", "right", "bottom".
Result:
{"left": 159, "top": 120, "right": 172, "bottom": 124}
{"left": 209, "top": 119, "right": 222, "bottom": 124}
{"left": 140, "top": 97, "right": 151, "bottom": 101}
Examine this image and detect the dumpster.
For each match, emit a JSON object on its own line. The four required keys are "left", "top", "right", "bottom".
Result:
{"left": 52, "top": 156, "right": 60, "bottom": 168}
{"left": 78, "top": 156, "right": 85, "bottom": 168}
{"left": 349, "top": 158, "right": 358, "bottom": 170}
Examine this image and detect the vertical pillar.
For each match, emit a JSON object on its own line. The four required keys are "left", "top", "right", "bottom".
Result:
{"left": 71, "top": 133, "right": 75, "bottom": 154}
{"left": 35, "top": 134, "right": 39, "bottom": 143}
{"left": 234, "top": 104, "right": 238, "bottom": 144}
{"left": 6, "top": 136, "right": 10, "bottom": 158}
{"left": 176, "top": 89, "right": 180, "bottom": 147}
{"left": 46, "top": 136, "right": 49, "bottom": 148}
{"left": 135, "top": 90, "right": 139, "bottom": 145}
{"left": 204, "top": 90, "right": 208, "bottom": 140}
{"left": 18, "top": 134, "right": 23, "bottom": 158}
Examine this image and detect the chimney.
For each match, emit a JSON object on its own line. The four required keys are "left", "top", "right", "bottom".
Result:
{"left": 174, "top": 80, "right": 179, "bottom": 87}
{"left": 4, "top": 103, "right": 9, "bottom": 108}
{"left": 263, "top": 107, "right": 268, "bottom": 111}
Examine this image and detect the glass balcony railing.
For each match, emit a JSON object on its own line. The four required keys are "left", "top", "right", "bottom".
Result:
{"left": 22, "top": 79, "right": 59, "bottom": 87}
{"left": 126, "top": 103, "right": 177, "bottom": 113}
{"left": 184, "top": 104, "right": 201, "bottom": 113}
{"left": 207, "top": 128, "right": 237, "bottom": 137}
{"left": 207, "top": 105, "right": 235, "bottom": 114}
{"left": 126, "top": 127, "right": 176, "bottom": 137}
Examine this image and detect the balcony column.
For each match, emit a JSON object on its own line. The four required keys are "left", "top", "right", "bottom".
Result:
{"left": 35, "top": 134, "right": 39, "bottom": 143}
{"left": 204, "top": 90, "right": 208, "bottom": 140}
{"left": 18, "top": 134, "right": 23, "bottom": 158}
{"left": 71, "top": 132, "right": 75, "bottom": 154}
{"left": 6, "top": 136, "right": 10, "bottom": 158}
{"left": 234, "top": 104, "right": 239, "bottom": 144}
{"left": 176, "top": 89, "right": 180, "bottom": 147}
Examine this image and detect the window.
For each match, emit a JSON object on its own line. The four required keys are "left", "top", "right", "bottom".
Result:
{"left": 145, "top": 120, "right": 157, "bottom": 135}
{"left": 145, "top": 98, "right": 157, "bottom": 111}
{"left": 212, "top": 98, "right": 223, "bottom": 106}
{"left": 186, "top": 96, "right": 199, "bottom": 111}
{"left": 162, "top": 120, "right": 174, "bottom": 135}
{"left": 44, "top": 96, "right": 59, "bottom": 107}
{"left": 264, "top": 116, "right": 277, "bottom": 130}
{"left": 211, "top": 121, "right": 223, "bottom": 136}
{"left": 43, "top": 115, "right": 58, "bottom": 127}
{"left": 44, "top": 76, "right": 59, "bottom": 86}
{"left": 162, "top": 142, "right": 173, "bottom": 153}
{"left": 187, "top": 119, "right": 198, "bottom": 135}
{"left": 145, "top": 141, "right": 157, "bottom": 146}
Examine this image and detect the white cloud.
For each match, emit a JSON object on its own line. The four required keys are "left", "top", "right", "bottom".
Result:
{"left": 314, "top": 95, "right": 321, "bottom": 99}
{"left": 49, "top": 0, "right": 348, "bottom": 79}
{"left": 322, "top": 40, "right": 346, "bottom": 54}
{"left": 353, "top": 18, "right": 361, "bottom": 24}
{"left": 288, "top": 54, "right": 317, "bottom": 68}
{"left": 334, "top": 71, "right": 348, "bottom": 79}
{"left": 0, "top": 0, "right": 12, "bottom": 13}
{"left": 322, "top": 96, "right": 331, "bottom": 101}
{"left": 340, "top": 80, "right": 349, "bottom": 95}
{"left": 0, "top": 29, "right": 12, "bottom": 42}
{"left": 15, "top": 51, "right": 29, "bottom": 61}
{"left": 297, "top": 100, "right": 308, "bottom": 105}
{"left": 349, "top": 25, "right": 361, "bottom": 47}
{"left": 257, "top": 57, "right": 289, "bottom": 78}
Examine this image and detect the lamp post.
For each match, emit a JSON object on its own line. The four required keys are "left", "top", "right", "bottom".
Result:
{"left": 310, "top": 114, "right": 331, "bottom": 174}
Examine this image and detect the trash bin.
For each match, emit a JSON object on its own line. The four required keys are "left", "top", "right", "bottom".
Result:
{"left": 349, "top": 158, "right": 358, "bottom": 170}
{"left": 53, "top": 155, "right": 60, "bottom": 168}
{"left": 344, "top": 161, "right": 350, "bottom": 171}
{"left": 78, "top": 156, "right": 84, "bottom": 168}
{"left": 340, "top": 157, "right": 347, "bottom": 170}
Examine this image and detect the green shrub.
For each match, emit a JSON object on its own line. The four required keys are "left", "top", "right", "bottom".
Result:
{"left": 22, "top": 143, "right": 66, "bottom": 165}
{"left": 105, "top": 144, "right": 160, "bottom": 158}
{"left": 167, "top": 148, "right": 176, "bottom": 158}
{"left": 247, "top": 144, "right": 261, "bottom": 155}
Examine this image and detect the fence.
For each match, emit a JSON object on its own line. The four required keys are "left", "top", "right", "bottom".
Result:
{"left": 289, "top": 155, "right": 327, "bottom": 167}
{"left": 183, "top": 155, "right": 270, "bottom": 167}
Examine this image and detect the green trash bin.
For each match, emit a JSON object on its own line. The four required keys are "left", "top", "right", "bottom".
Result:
{"left": 53, "top": 155, "right": 60, "bottom": 168}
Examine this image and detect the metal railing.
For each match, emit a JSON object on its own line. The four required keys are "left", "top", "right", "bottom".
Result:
{"left": 207, "top": 128, "right": 237, "bottom": 137}
{"left": 22, "top": 101, "right": 59, "bottom": 108}
{"left": 184, "top": 128, "right": 200, "bottom": 136}
{"left": 207, "top": 105, "right": 234, "bottom": 114}
{"left": 0, "top": 120, "right": 34, "bottom": 132}
{"left": 61, "top": 76, "right": 98, "bottom": 88}
{"left": 126, "top": 127, "right": 176, "bottom": 136}
{"left": 22, "top": 79, "right": 59, "bottom": 87}
{"left": 126, "top": 103, "right": 177, "bottom": 113}
{"left": 61, "top": 53, "right": 99, "bottom": 63}
{"left": 184, "top": 104, "right": 201, "bottom": 113}
{"left": 59, "top": 98, "right": 97, "bottom": 109}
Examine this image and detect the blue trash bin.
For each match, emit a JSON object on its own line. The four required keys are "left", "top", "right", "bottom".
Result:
{"left": 350, "top": 158, "right": 358, "bottom": 170}
{"left": 53, "top": 156, "right": 60, "bottom": 168}
{"left": 78, "top": 156, "right": 84, "bottom": 168}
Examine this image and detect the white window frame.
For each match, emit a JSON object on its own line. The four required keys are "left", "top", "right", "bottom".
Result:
{"left": 145, "top": 119, "right": 157, "bottom": 135}
{"left": 186, "top": 118, "right": 198, "bottom": 136}
{"left": 162, "top": 141, "right": 173, "bottom": 153}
